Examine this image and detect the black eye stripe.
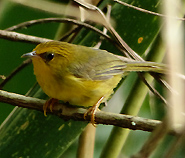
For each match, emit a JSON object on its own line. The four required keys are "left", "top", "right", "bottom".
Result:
{"left": 40, "top": 52, "right": 54, "bottom": 62}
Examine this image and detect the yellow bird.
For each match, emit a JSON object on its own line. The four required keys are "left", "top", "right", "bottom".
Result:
{"left": 22, "top": 41, "right": 166, "bottom": 125}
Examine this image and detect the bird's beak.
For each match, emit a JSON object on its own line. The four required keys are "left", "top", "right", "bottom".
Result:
{"left": 21, "top": 51, "right": 37, "bottom": 58}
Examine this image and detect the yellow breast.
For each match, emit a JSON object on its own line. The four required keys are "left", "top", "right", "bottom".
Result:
{"left": 32, "top": 56, "right": 122, "bottom": 107}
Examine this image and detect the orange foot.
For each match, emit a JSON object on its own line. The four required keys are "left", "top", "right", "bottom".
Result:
{"left": 84, "top": 96, "right": 104, "bottom": 127}
{"left": 43, "top": 98, "right": 58, "bottom": 116}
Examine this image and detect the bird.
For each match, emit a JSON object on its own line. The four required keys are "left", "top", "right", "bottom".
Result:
{"left": 22, "top": 41, "right": 166, "bottom": 126}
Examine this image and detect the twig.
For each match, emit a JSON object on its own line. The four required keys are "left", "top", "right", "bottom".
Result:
{"left": 5, "top": 18, "right": 113, "bottom": 44}
{"left": 0, "top": 89, "right": 177, "bottom": 135}
{"left": 114, "top": 0, "right": 185, "bottom": 21}
{"left": 0, "top": 29, "right": 51, "bottom": 44}
{"left": 138, "top": 72, "right": 167, "bottom": 104}
{"left": 67, "top": 26, "right": 83, "bottom": 43}
{"left": 94, "top": 5, "right": 111, "bottom": 48}
{"left": 59, "top": 26, "right": 82, "bottom": 41}
{"left": 0, "top": 59, "right": 31, "bottom": 89}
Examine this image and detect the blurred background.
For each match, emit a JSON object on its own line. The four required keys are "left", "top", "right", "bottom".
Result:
{"left": 0, "top": 0, "right": 184, "bottom": 157}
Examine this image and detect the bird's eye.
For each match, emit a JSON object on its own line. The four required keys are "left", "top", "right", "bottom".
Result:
{"left": 40, "top": 52, "right": 55, "bottom": 62}
{"left": 45, "top": 52, "right": 54, "bottom": 61}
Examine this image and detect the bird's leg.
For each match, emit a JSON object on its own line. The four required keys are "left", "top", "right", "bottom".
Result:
{"left": 84, "top": 96, "right": 105, "bottom": 127}
{"left": 43, "top": 98, "right": 58, "bottom": 116}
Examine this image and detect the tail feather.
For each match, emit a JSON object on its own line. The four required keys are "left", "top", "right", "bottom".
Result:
{"left": 123, "top": 62, "right": 167, "bottom": 74}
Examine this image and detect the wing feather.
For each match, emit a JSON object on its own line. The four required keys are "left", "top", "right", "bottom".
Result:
{"left": 68, "top": 47, "right": 126, "bottom": 80}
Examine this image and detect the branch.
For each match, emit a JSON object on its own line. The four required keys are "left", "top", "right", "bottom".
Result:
{"left": 0, "top": 29, "right": 51, "bottom": 44}
{"left": 114, "top": 0, "right": 185, "bottom": 21}
{"left": 5, "top": 18, "right": 111, "bottom": 41}
{"left": 0, "top": 90, "right": 177, "bottom": 135}
{"left": 3, "top": 18, "right": 114, "bottom": 45}
{"left": 0, "top": 59, "right": 32, "bottom": 89}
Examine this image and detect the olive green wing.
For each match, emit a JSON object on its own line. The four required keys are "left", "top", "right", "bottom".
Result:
{"left": 68, "top": 47, "right": 127, "bottom": 80}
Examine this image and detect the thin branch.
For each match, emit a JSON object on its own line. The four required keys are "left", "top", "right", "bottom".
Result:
{"left": 114, "top": 0, "right": 185, "bottom": 21}
{"left": 138, "top": 72, "right": 167, "bottom": 105}
{"left": 59, "top": 26, "right": 82, "bottom": 41}
{"left": 94, "top": 4, "right": 111, "bottom": 48}
{"left": 5, "top": 18, "right": 113, "bottom": 44}
{"left": 0, "top": 89, "right": 178, "bottom": 135}
{"left": 0, "top": 29, "right": 51, "bottom": 44}
{"left": 0, "top": 59, "right": 32, "bottom": 89}
{"left": 5, "top": 18, "right": 79, "bottom": 31}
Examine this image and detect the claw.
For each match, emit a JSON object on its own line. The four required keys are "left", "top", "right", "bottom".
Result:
{"left": 84, "top": 107, "right": 97, "bottom": 127}
{"left": 84, "top": 96, "right": 104, "bottom": 127}
{"left": 43, "top": 98, "right": 58, "bottom": 116}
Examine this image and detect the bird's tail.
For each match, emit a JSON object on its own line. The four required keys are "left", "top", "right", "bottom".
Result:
{"left": 124, "top": 61, "right": 167, "bottom": 74}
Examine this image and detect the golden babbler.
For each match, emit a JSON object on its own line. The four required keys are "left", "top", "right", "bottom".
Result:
{"left": 22, "top": 41, "right": 165, "bottom": 125}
